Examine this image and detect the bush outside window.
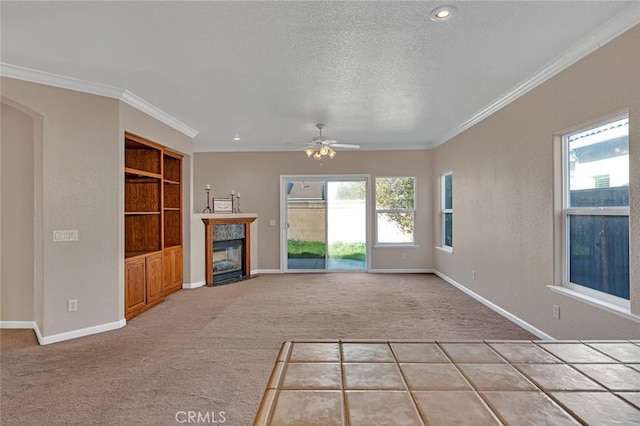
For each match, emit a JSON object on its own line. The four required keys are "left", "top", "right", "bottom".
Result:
{"left": 375, "top": 177, "right": 415, "bottom": 244}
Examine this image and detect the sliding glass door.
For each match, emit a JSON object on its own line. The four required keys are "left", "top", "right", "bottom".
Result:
{"left": 326, "top": 181, "right": 366, "bottom": 269}
{"left": 283, "top": 176, "right": 368, "bottom": 272}
{"left": 285, "top": 179, "right": 327, "bottom": 270}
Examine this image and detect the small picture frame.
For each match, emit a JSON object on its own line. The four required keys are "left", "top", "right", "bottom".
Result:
{"left": 213, "top": 198, "right": 234, "bottom": 213}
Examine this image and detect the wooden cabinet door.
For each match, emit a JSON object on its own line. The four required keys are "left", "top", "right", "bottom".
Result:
{"left": 125, "top": 258, "right": 146, "bottom": 316}
{"left": 172, "top": 247, "right": 183, "bottom": 290}
{"left": 163, "top": 249, "right": 174, "bottom": 292}
{"left": 162, "top": 247, "right": 182, "bottom": 294}
{"left": 146, "top": 252, "right": 164, "bottom": 303}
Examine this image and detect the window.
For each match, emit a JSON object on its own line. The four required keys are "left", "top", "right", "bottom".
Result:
{"left": 441, "top": 172, "right": 453, "bottom": 249}
{"left": 562, "top": 115, "right": 629, "bottom": 302}
{"left": 375, "top": 177, "right": 415, "bottom": 244}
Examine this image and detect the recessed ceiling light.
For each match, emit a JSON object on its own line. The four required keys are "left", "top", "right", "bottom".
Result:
{"left": 233, "top": 134, "right": 241, "bottom": 141}
{"left": 430, "top": 5, "right": 457, "bottom": 21}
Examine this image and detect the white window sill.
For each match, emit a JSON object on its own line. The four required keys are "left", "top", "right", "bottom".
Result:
{"left": 435, "top": 246, "right": 453, "bottom": 255}
{"left": 374, "top": 244, "right": 420, "bottom": 249}
{"left": 547, "top": 285, "right": 640, "bottom": 323}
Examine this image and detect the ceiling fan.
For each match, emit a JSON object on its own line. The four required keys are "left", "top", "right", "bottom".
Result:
{"left": 302, "top": 124, "right": 360, "bottom": 160}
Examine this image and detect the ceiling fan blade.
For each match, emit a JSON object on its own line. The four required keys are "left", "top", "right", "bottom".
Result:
{"left": 286, "top": 143, "right": 317, "bottom": 152}
{"left": 330, "top": 143, "right": 360, "bottom": 149}
{"left": 313, "top": 136, "right": 336, "bottom": 144}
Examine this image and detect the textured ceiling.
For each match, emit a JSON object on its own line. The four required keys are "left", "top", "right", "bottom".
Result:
{"left": 1, "top": 1, "right": 637, "bottom": 152}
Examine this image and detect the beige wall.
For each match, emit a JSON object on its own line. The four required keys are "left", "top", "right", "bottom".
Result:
{"left": 1, "top": 102, "right": 35, "bottom": 321}
{"left": 1, "top": 77, "right": 121, "bottom": 336}
{"left": 1, "top": 77, "right": 194, "bottom": 340}
{"left": 193, "top": 150, "right": 433, "bottom": 271}
{"left": 433, "top": 25, "right": 640, "bottom": 339}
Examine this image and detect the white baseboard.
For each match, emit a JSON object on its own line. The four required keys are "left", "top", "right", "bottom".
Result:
{"left": 40, "top": 319, "right": 127, "bottom": 345}
{"left": 0, "top": 320, "right": 36, "bottom": 329}
{"left": 1, "top": 319, "right": 126, "bottom": 345}
{"left": 434, "top": 271, "right": 554, "bottom": 340}
{"left": 369, "top": 269, "right": 435, "bottom": 274}
{"left": 38, "top": 319, "right": 127, "bottom": 345}
{"left": 252, "top": 269, "right": 282, "bottom": 274}
{"left": 33, "top": 321, "right": 44, "bottom": 344}
{"left": 183, "top": 281, "right": 206, "bottom": 289}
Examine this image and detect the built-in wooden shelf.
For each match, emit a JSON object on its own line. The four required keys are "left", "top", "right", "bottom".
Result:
{"left": 125, "top": 250, "right": 163, "bottom": 260}
{"left": 163, "top": 181, "right": 180, "bottom": 209}
{"left": 124, "top": 168, "right": 162, "bottom": 179}
{"left": 163, "top": 154, "right": 181, "bottom": 182}
{"left": 124, "top": 132, "right": 183, "bottom": 320}
{"left": 125, "top": 212, "right": 161, "bottom": 215}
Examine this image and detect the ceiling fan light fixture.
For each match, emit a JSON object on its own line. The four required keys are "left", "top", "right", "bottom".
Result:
{"left": 302, "top": 123, "right": 356, "bottom": 160}
{"left": 430, "top": 5, "right": 457, "bottom": 21}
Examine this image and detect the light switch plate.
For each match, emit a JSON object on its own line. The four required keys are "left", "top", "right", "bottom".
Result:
{"left": 53, "top": 230, "right": 78, "bottom": 242}
{"left": 269, "top": 219, "right": 276, "bottom": 226}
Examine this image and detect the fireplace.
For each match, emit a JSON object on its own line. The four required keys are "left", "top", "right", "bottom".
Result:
{"left": 213, "top": 239, "right": 243, "bottom": 282}
{"left": 202, "top": 215, "right": 257, "bottom": 286}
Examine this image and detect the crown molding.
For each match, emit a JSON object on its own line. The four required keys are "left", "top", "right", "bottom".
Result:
{"left": 433, "top": 2, "right": 640, "bottom": 148}
{"left": 0, "top": 62, "right": 198, "bottom": 139}
{"left": 120, "top": 90, "right": 198, "bottom": 138}
{"left": 0, "top": 62, "right": 124, "bottom": 98}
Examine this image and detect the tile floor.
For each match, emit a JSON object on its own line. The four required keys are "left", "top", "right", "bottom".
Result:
{"left": 254, "top": 340, "right": 640, "bottom": 425}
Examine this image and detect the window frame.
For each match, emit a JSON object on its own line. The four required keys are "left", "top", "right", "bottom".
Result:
{"left": 560, "top": 114, "right": 630, "bottom": 307}
{"left": 374, "top": 176, "right": 416, "bottom": 246}
{"left": 440, "top": 171, "right": 453, "bottom": 251}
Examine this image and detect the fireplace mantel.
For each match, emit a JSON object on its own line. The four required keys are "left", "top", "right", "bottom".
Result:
{"left": 202, "top": 214, "right": 257, "bottom": 286}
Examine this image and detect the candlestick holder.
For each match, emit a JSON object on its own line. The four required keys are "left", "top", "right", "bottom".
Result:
{"left": 229, "top": 191, "right": 240, "bottom": 213}
{"left": 230, "top": 193, "right": 241, "bottom": 213}
{"left": 203, "top": 188, "right": 212, "bottom": 213}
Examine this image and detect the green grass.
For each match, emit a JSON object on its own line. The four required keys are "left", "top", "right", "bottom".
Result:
{"left": 288, "top": 239, "right": 325, "bottom": 258}
{"left": 328, "top": 241, "right": 366, "bottom": 261}
{"left": 288, "top": 239, "right": 365, "bottom": 261}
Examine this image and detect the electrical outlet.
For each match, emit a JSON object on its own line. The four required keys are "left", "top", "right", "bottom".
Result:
{"left": 401, "top": 252, "right": 407, "bottom": 260}
{"left": 472, "top": 270, "right": 477, "bottom": 280}
{"left": 68, "top": 299, "right": 78, "bottom": 312}
{"left": 553, "top": 305, "right": 560, "bottom": 319}
{"left": 269, "top": 219, "right": 276, "bottom": 226}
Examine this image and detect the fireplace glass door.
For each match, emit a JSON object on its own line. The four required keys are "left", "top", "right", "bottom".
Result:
{"left": 212, "top": 223, "right": 245, "bottom": 283}
{"left": 213, "top": 239, "right": 243, "bottom": 281}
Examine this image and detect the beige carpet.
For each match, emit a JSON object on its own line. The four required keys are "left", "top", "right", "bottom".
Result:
{"left": 1, "top": 273, "right": 535, "bottom": 425}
